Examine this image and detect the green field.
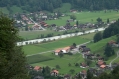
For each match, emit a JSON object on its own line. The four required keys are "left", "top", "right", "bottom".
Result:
{"left": 87, "top": 36, "right": 117, "bottom": 53}
{"left": 19, "top": 10, "right": 119, "bottom": 40}
{"left": 27, "top": 54, "right": 54, "bottom": 64}
{"left": 30, "top": 53, "right": 87, "bottom": 75}
{"left": 45, "top": 10, "right": 119, "bottom": 26}
{"left": 24, "top": 33, "right": 118, "bottom": 75}
{"left": 23, "top": 36, "right": 90, "bottom": 55}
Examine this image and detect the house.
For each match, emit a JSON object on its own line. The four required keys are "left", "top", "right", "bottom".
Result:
{"left": 61, "top": 46, "right": 71, "bottom": 53}
{"left": 54, "top": 46, "right": 71, "bottom": 55}
{"left": 54, "top": 48, "right": 62, "bottom": 55}
{"left": 33, "top": 76, "right": 44, "bottom": 79}
{"left": 80, "top": 70, "right": 87, "bottom": 79}
{"left": 97, "top": 56, "right": 104, "bottom": 61}
{"left": 82, "top": 47, "right": 91, "bottom": 54}
{"left": 80, "top": 63, "right": 88, "bottom": 68}
{"left": 51, "top": 70, "right": 59, "bottom": 76}
{"left": 84, "top": 53, "right": 95, "bottom": 59}
{"left": 34, "top": 66, "right": 42, "bottom": 71}
{"left": 100, "top": 65, "right": 106, "bottom": 69}
{"left": 108, "top": 40, "right": 118, "bottom": 47}
{"left": 64, "top": 74, "right": 72, "bottom": 79}
{"left": 97, "top": 60, "right": 106, "bottom": 67}
{"left": 32, "top": 24, "right": 42, "bottom": 30}
{"left": 79, "top": 45, "right": 86, "bottom": 50}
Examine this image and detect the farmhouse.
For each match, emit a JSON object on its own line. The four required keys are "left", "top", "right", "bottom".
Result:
{"left": 82, "top": 47, "right": 91, "bottom": 54}
{"left": 62, "top": 46, "right": 71, "bottom": 53}
{"left": 54, "top": 48, "right": 62, "bottom": 55}
{"left": 80, "top": 62, "right": 88, "bottom": 68}
{"left": 80, "top": 70, "right": 87, "bottom": 79}
{"left": 34, "top": 66, "right": 42, "bottom": 71}
{"left": 33, "top": 76, "right": 44, "bottom": 79}
{"left": 64, "top": 74, "right": 72, "bottom": 79}
{"left": 96, "top": 60, "right": 106, "bottom": 67}
{"left": 32, "top": 24, "right": 42, "bottom": 30}
{"left": 54, "top": 46, "right": 71, "bottom": 55}
{"left": 51, "top": 70, "right": 59, "bottom": 76}
{"left": 108, "top": 40, "right": 119, "bottom": 47}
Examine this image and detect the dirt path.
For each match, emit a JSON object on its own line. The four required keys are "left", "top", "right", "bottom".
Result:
{"left": 109, "top": 50, "right": 119, "bottom": 67}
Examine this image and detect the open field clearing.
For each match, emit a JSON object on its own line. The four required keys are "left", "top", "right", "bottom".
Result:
{"left": 23, "top": 36, "right": 90, "bottom": 55}
{"left": 31, "top": 53, "right": 87, "bottom": 75}
{"left": 45, "top": 11, "right": 119, "bottom": 26}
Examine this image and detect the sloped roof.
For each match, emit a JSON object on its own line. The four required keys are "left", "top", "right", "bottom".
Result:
{"left": 34, "top": 66, "right": 41, "bottom": 71}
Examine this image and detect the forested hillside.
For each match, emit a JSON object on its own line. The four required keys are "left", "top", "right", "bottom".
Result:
{"left": 1, "top": 0, "right": 119, "bottom": 12}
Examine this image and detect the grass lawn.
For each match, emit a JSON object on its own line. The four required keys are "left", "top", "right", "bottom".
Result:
{"left": 25, "top": 34, "right": 118, "bottom": 75}
{"left": 87, "top": 35, "right": 117, "bottom": 54}
{"left": 79, "top": 32, "right": 96, "bottom": 40}
{"left": 31, "top": 53, "right": 87, "bottom": 75}
{"left": 113, "top": 57, "right": 119, "bottom": 63}
{"left": 45, "top": 10, "right": 119, "bottom": 26}
{"left": 23, "top": 36, "right": 90, "bottom": 55}
{"left": 19, "top": 30, "right": 54, "bottom": 40}
{"left": 0, "top": 7, "right": 9, "bottom": 14}
{"left": 27, "top": 54, "right": 54, "bottom": 64}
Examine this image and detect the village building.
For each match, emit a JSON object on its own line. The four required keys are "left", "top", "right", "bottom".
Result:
{"left": 80, "top": 70, "right": 87, "bottom": 79}
{"left": 51, "top": 70, "right": 59, "bottom": 76}
{"left": 80, "top": 62, "right": 88, "bottom": 68}
{"left": 34, "top": 66, "right": 42, "bottom": 71}
{"left": 64, "top": 74, "right": 72, "bottom": 79}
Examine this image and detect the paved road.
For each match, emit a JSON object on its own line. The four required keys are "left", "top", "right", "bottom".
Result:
{"left": 109, "top": 50, "right": 119, "bottom": 67}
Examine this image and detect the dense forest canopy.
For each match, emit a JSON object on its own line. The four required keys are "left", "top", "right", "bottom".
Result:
{"left": 1, "top": 0, "right": 119, "bottom": 12}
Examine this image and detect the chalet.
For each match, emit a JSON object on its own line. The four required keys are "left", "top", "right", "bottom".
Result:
{"left": 32, "top": 24, "right": 41, "bottom": 30}
{"left": 33, "top": 76, "right": 44, "bottom": 79}
{"left": 108, "top": 40, "right": 119, "bottom": 47}
{"left": 43, "top": 24, "right": 49, "bottom": 27}
{"left": 97, "top": 60, "right": 106, "bottom": 67}
{"left": 84, "top": 53, "right": 95, "bottom": 59}
{"left": 82, "top": 47, "right": 91, "bottom": 54}
{"left": 51, "top": 70, "right": 59, "bottom": 76}
{"left": 80, "top": 63, "right": 88, "bottom": 68}
{"left": 64, "top": 74, "right": 72, "bottom": 79}
{"left": 54, "top": 48, "right": 62, "bottom": 55}
{"left": 34, "top": 66, "right": 42, "bottom": 71}
{"left": 100, "top": 65, "right": 106, "bottom": 69}
{"left": 61, "top": 46, "right": 71, "bottom": 53}
{"left": 54, "top": 46, "right": 71, "bottom": 55}
{"left": 80, "top": 70, "right": 87, "bottom": 79}
{"left": 79, "top": 45, "right": 86, "bottom": 50}
{"left": 97, "top": 56, "right": 104, "bottom": 61}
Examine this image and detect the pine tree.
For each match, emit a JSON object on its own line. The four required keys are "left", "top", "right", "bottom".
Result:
{"left": 0, "top": 13, "right": 29, "bottom": 79}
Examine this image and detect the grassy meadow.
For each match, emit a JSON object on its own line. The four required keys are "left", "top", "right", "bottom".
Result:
{"left": 45, "top": 10, "right": 119, "bottom": 26}
{"left": 23, "top": 35, "right": 91, "bottom": 55}
{"left": 19, "top": 10, "right": 119, "bottom": 40}
{"left": 24, "top": 32, "right": 119, "bottom": 75}
{"left": 29, "top": 53, "right": 87, "bottom": 75}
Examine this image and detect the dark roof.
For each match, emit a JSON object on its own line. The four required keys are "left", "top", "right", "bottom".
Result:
{"left": 64, "top": 74, "right": 71, "bottom": 78}
{"left": 33, "top": 76, "right": 44, "bottom": 79}
{"left": 82, "top": 47, "right": 90, "bottom": 52}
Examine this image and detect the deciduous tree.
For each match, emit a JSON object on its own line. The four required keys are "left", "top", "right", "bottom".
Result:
{"left": 0, "top": 13, "right": 29, "bottom": 79}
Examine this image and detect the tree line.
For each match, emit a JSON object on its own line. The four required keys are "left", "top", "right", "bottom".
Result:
{"left": 94, "top": 19, "right": 119, "bottom": 43}
{"left": 1, "top": 0, "right": 119, "bottom": 12}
